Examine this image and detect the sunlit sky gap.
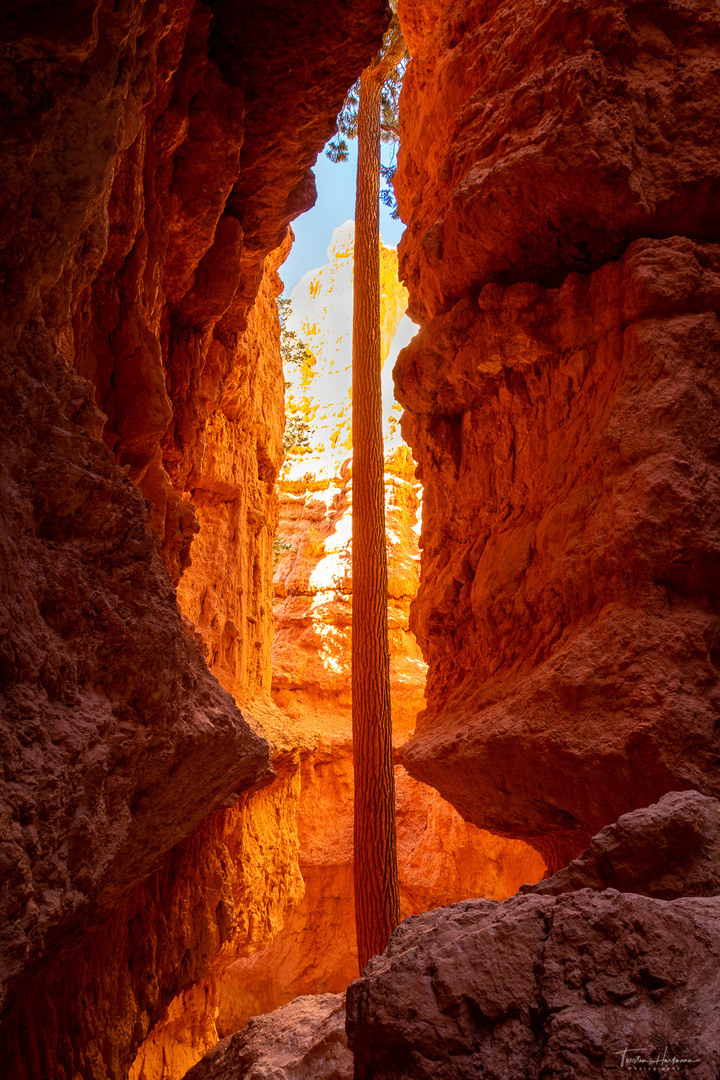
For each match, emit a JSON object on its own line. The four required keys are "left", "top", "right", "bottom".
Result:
{"left": 280, "top": 139, "right": 405, "bottom": 296}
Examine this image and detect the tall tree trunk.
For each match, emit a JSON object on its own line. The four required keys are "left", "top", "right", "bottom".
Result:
{"left": 351, "top": 65, "right": 401, "bottom": 973}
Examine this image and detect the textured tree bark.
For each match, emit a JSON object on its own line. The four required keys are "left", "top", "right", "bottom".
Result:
{"left": 351, "top": 65, "right": 401, "bottom": 973}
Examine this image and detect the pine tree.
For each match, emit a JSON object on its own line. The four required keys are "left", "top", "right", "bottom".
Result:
{"left": 329, "top": 14, "right": 407, "bottom": 973}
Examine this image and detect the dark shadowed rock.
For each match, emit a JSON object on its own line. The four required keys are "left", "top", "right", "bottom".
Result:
{"left": 521, "top": 790, "right": 720, "bottom": 900}
{"left": 0, "top": 0, "right": 390, "bottom": 1076}
{"left": 347, "top": 890, "right": 720, "bottom": 1080}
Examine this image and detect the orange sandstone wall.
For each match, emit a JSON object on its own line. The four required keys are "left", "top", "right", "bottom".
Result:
{"left": 205, "top": 236, "right": 545, "bottom": 1037}
{"left": 215, "top": 746, "right": 545, "bottom": 1038}
{"left": 116, "top": 220, "right": 416, "bottom": 1080}
{"left": 0, "top": 1, "right": 390, "bottom": 1076}
{"left": 273, "top": 450, "right": 427, "bottom": 736}
{"left": 127, "top": 746, "right": 307, "bottom": 1080}
{"left": 174, "top": 243, "right": 289, "bottom": 704}
{"left": 394, "top": 0, "right": 720, "bottom": 869}
{"left": 122, "top": 244, "right": 300, "bottom": 1080}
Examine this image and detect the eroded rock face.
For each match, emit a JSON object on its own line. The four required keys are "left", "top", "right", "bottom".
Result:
{"left": 126, "top": 743, "right": 307, "bottom": 1080}
{"left": 1, "top": 772, "right": 307, "bottom": 1080}
{"left": 174, "top": 244, "right": 289, "bottom": 704}
{"left": 396, "top": 0, "right": 720, "bottom": 321}
{"left": 0, "top": 0, "right": 390, "bottom": 1076}
{"left": 520, "top": 789, "right": 720, "bottom": 900}
{"left": 346, "top": 794, "right": 720, "bottom": 1079}
{"left": 347, "top": 890, "right": 720, "bottom": 1080}
{"left": 397, "top": 236, "right": 720, "bottom": 866}
{"left": 0, "top": 303, "right": 270, "bottom": 1053}
{"left": 394, "top": 0, "right": 720, "bottom": 868}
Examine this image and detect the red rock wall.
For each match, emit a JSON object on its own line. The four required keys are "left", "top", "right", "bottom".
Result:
{"left": 0, "top": 772, "right": 306, "bottom": 1080}
{"left": 394, "top": 0, "right": 720, "bottom": 868}
{"left": 207, "top": 424, "right": 544, "bottom": 1039}
{"left": 214, "top": 752, "right": 545, "bottom": 1039}
{"left": 174, "top": 243, "right": 289, "bottom": 704}
{"left": 397, "top": 0, "right": 720, "bottom": 321}
{"left": 0, "top": 0, "right": 390, "bottom": 1076}
{"left": 126, "top": 747, "right": 307, "bottom": 1080}
{"left": 0, "top": 274, "right": 269, "bottom": 1078}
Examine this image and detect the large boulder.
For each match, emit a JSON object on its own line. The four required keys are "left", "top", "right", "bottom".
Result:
{"left": 183, "top": 993, "right": 352, "bottom": 1080}
{"left": 347, "top": 792, "right": 720, "bottom": 1078}
{"left": 521, "top": 789, "right": 720, "bottom": 900}
{"left": 347, "top": 890, "right": 720, "bottom": 1079}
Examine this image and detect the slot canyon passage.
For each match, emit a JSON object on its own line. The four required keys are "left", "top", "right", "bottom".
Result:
{"left": 1, "top": 0, "right": 720, "bottom": 1076}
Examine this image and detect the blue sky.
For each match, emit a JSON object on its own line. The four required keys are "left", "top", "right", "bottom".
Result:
{"left": 279, "top": 139, "right": 405, "bottom": 296}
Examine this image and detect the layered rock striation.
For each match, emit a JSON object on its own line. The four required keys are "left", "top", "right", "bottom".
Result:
{"left": 0, "top": 1, "right": 390, "bottom": 1076}
{"left": 274, "top": 222, "right": 421, "bottom": 729}
{"left": 394, "top": 0, "right": 720, "bottom": 867}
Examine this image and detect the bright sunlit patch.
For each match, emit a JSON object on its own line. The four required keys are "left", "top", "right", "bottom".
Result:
{"left": 274, "top": 221, "right": 425, "bottom": 687}
{"left": 308, "top": 512, "right": 352, "bottom": 596}
{"left": 282, "top": 221, "right": 414, "bottom": 486}
{"left": 312, "top": 622, "right": 346, "bottom": 676}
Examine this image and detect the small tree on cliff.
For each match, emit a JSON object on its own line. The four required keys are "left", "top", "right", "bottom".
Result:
{"left": 278, "top": 297, "right": 313, "bottom": 456}
{"left": 329, "top": 14, "right": 407, "bottom": 972}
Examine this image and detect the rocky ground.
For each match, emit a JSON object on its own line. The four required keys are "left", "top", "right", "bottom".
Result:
{"left": 183, "top": 791, "right": 720, "bottom": 1080}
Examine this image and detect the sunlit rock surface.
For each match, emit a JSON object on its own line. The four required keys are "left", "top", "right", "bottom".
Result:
{"left": 395, "top": 0, "right": 720, "bottom": 869}
{"left": 208, "top": 228, "right": 545, "bottom": 1039}
{"left": 275, "top": 222, "right": 425, "bottom": 737}
{"left": 174, "top": 243, "right": 288, "bottom": 706}
{"left": 128, "top": 737, "right": 308, "bottom": 1080}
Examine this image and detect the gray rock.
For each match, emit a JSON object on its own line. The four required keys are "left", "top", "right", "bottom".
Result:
{"left": 347, "top": 890, "right": 720, "bottom": 1079}
{"left": 520, "top": 790, "right": 720, "bottom": 900}
{"left": 182, "top": 992, "right": 352, "bottom": 1080}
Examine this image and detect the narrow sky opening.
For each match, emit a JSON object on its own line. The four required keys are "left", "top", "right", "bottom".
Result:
{"left": 280, "top": 139, "right": 405, "bottom": 297}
